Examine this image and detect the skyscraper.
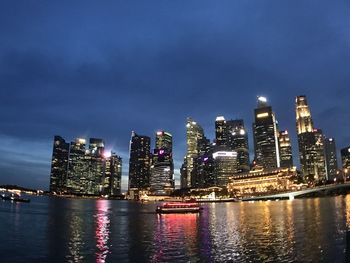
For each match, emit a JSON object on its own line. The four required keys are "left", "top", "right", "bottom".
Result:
{"left": 296, "top": 96, "right": 326, "bottom": 182}
{"left": 150, "top": 131, "right": 174, "bottom": 195}
{"left": 324, "top": 137, "right": 338, "bottom": 181}
{"left": 49, "top": 136, "right": 69, "bottom": 193}
{"left": 88, "top": 138, "right": 105, "bottom": 195}
{"left": 184, "top": 117, "right": 205, "bottom": 188}
{"left": 279, "top": 130, "right": 293, "bottom": 168}
{"left": 128, "top": 132, "right": 151, "bottom": 194}
{"left": 66, "top": 138, "right": 88, "bottom": 194}
{"left": 213, "top": 147, "right": 237, "bottom": 187}
{"left": 215, "top": 116, "right": 227, "bottom": 146}
{"left": 341, "top": 146, "right": 350, "bottom": 170}
{"left": 50, "top": 136, "right": 122, "bottom": 196}
{"left": 253, "top": 96, "right": 280, "bottom": 169}
{"left": 193, "top": 137, "right": 215, "bottom": 188}
{"left": 226, "top": 119, "right": 250, "bottom": 173}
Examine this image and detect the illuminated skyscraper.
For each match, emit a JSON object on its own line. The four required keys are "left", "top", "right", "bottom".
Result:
{"left": 104, "top": 152, "right": 122, "bottom": 196}
{"left": 296, "top": 95, "right": 313, "bottom": 134}
{"left": 150, "top": 131, "right": 174, "bottom": 195}
{"left": 226, "top": 119, "right": 250, "bottom": 173}
{"left": 193, "top": 137, "right": 214, "bottom": 188}
{"left": 88, "top": 138, "right": 105, "bottom": 195}
{"left": 49, "top": 136, "right": 69, "bottom": 193}
{"left": 215, "top": 116, "right": 227, "bottom": 146}
{"left": 66, "top": 138, "right": 89, "bottom": 194}
{"left": 253, "top": 96, "right": 280, "bottom": 169}
{"left": 279, "top": 130, "right": 293, "bottom": 168}
{"left": 183, "top": 118, "right": 205, "bottom": 188}
{"left": 128, "top": 132, "right": 151, "bottom": 193}
{"left": 213, "top": 147, "right": 237, "bottom": 187}
{"left": 296, "top": 96, "right": 326, "bottom": 182}
{"left": 324, "top": 137, "right": 338, "bottom": 181}
{"left": 341, "top": 146, "right": 350, "bottom": 170}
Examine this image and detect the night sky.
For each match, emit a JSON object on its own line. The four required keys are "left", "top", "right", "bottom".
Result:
{"left": 1, "top": 1, "right": 350, "bottom": 191}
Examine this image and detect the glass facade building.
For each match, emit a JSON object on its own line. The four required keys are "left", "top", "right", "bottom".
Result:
{"left": 279, "top": 130, "right": 293, "bottom": 168}
{"left": 253, "top": 96, "right": 280, "bottom": 169}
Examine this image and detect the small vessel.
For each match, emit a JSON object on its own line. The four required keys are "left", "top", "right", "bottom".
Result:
{"left": 1, "top": 193, "right": 30, "bottom": 203}
{"left": 156, "top": 202, "right": 201, "bottom": 214}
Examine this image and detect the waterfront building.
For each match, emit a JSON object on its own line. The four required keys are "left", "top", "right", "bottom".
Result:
{"left": 184, "top": 118, "right": 205, "bottom": 188}
{"left": 66, "top": 138, "right": 89, "bottom": 194}
{"left": 213, "top": 147, "right": 237, "bottom": 187}
{"left": 180, "top": 157, "right": 187, "bottom": 189}
{"left": 50, "top": 136, "right": 122, "bottom": 196}
{"left": 215, "top": 116, "right": 227, "bottom": 146}
{"left": 296, "top": 96, "right": 326, "bottom": 182}
{"left": 150, "top": 131, "right": 174, "bottom": 195}
{"left": 49, "top": 136, "right": 69, "bottom": 193}
{"left": 341, "top": 146, "right": 350, "bottom": 170}
{"left": 193, "top": 138, "right": 215, "bottom": 188}
{"left": 88, "top": 138, "right": 105, "bottom": 195}
{"left": 253, "top": 96, "right": 280, "bottom": 169}
{"left": 324, "top": 137, "right": 338, "bottom": 181}
{"left": 279, "top": 130, "right": 293, "bottom": 168}
{"left": 227, "top": 167, "right": 297, "bottom": 197}
{"left": 128, "top": 132, "right": 151, "bottom": 195}
{"left": 103, "top": 152, "right": 122, "bottom": 196}
{"left": 226, "top": 119, "right": 250, "bottom": 173}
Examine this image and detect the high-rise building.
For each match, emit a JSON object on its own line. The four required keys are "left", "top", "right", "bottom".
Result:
{"left": 253, "top": 96, "right": 280, "bottom": 169}
{"left": 193, "top": 137, "right": 215, "bottom": 188}
{"left": 150, "top": 131, "right": 174, "bottom": 195}
{"left": 66, "top": 138, "right": 88, "bottom": 194}
{"left": 215, "top": 116, "right": 227, "bottom": 146}
{"left": 180, "top": 157, "right": 187, "bottom": 189}
{"left": 103, "top": 152, "right": 122, "bottom": 196}
{"left": 279, "top": 130, "right": 293, "bottom": 168}
{"left": 324, "top": 137, "right": 338, "bottom": 181}
{"left": 49, "top": 136, "right": 69, "bottom": 193}
{"left": 128, "top": 132, "right": 151, "bottom": 193}
{"left": 88, "top": 138, "right": 105, "bottom": 195}
{"left": 51, "top": 136, "right": 122, "bottom": 196}
{"left": 226, "top": 119, "right": 250, "bottom": 173}
{"left": 296, "top": 96, "right": 326, "bottom": 182}
{"left": 184, "top": 118, "right": 205, "bottom": 188}
{"left": 213, "top": 147, "right": 237, "bottom": 187}
{"left": 341, "top": 146, "right": 350, "bottom": 170}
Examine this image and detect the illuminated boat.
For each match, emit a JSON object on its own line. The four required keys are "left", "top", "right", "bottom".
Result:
{"left": 156, "top": 202, "right": 201, "bottom": 213}
{"left": 1, "top": 193, "right": 30, "bottom": 203}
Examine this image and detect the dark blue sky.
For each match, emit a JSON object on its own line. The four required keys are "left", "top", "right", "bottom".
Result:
{"left": 1, "top": 1, "right": 350, "bottom": 190}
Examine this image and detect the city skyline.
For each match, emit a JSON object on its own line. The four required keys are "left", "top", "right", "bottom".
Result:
{"left": 10, "top": 94, "right": 350, "bottom": 191}
{"left": 1, "top": 1, "right": 350, "bottom": 191}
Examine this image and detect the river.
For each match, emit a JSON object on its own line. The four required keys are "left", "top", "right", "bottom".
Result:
{"left": 1, "top": 195, "right": 349, "bottom": 262}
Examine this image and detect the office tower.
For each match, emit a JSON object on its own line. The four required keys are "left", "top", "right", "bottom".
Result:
{"left": 88, "top": 138, "right": 105, "bottom": 195}
{"left": 253, "top": 96, "right": 280, "bottom": 169}
{"left": 104, "top": 152, "right": 122, "bottom": 196}
{"left": 213, "top": 147, "right": 237, "bottom": 187}
{"left": 341, "top": 146, "right": 350, "bottom": 170}
{"left": 215, "top": 116, "right": 227, "bottom": 146}
{"left": 195, "top": 140, "right": 215, "bottom": 188}
{"left": 49, "top": 136, "right": 69, "bottom": 193}
{"left": 296, "top": 96, "right": 326, "bottom": 182}
{"left": 128, "top": 132, "right": 151, "bottom": 193}
{"left": 66, "top": 138, "right": 88, "bottom": 194}
{"left": 279, "top": 130, "right": 293, "bottom": 168}
{"left": 226, "top": 119, "right": 250, "bottom": 173}
{"left": 150, "top": 131, "right": 174, "bottom": 195}
{"left": 324, "top": 138, "right": 338, "bottom": 181}
{"left": 184, "top": 118, "right": 205, "bottom": 188}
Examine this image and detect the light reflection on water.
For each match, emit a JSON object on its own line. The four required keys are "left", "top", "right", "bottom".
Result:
{"left": 0, "top": 196, "right": 348, "bottom": 262}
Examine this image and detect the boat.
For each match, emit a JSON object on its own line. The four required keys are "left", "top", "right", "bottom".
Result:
{"left": 156, "top": 202, "right": 201, "bottom": 213}
{"left": 1, "top": 193, "right": 30, "bottom": 203}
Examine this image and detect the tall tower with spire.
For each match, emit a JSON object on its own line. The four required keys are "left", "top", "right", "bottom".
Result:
{"left": 295, "top": 96, "right": 326, "bottom": 183}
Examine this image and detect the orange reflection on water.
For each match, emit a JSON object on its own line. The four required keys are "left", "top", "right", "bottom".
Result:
{"left": 95, "top": 200, "right": 111, "bottom": 263}
{"left": 345, "top": 195, "right": 350, "bottom": 229}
